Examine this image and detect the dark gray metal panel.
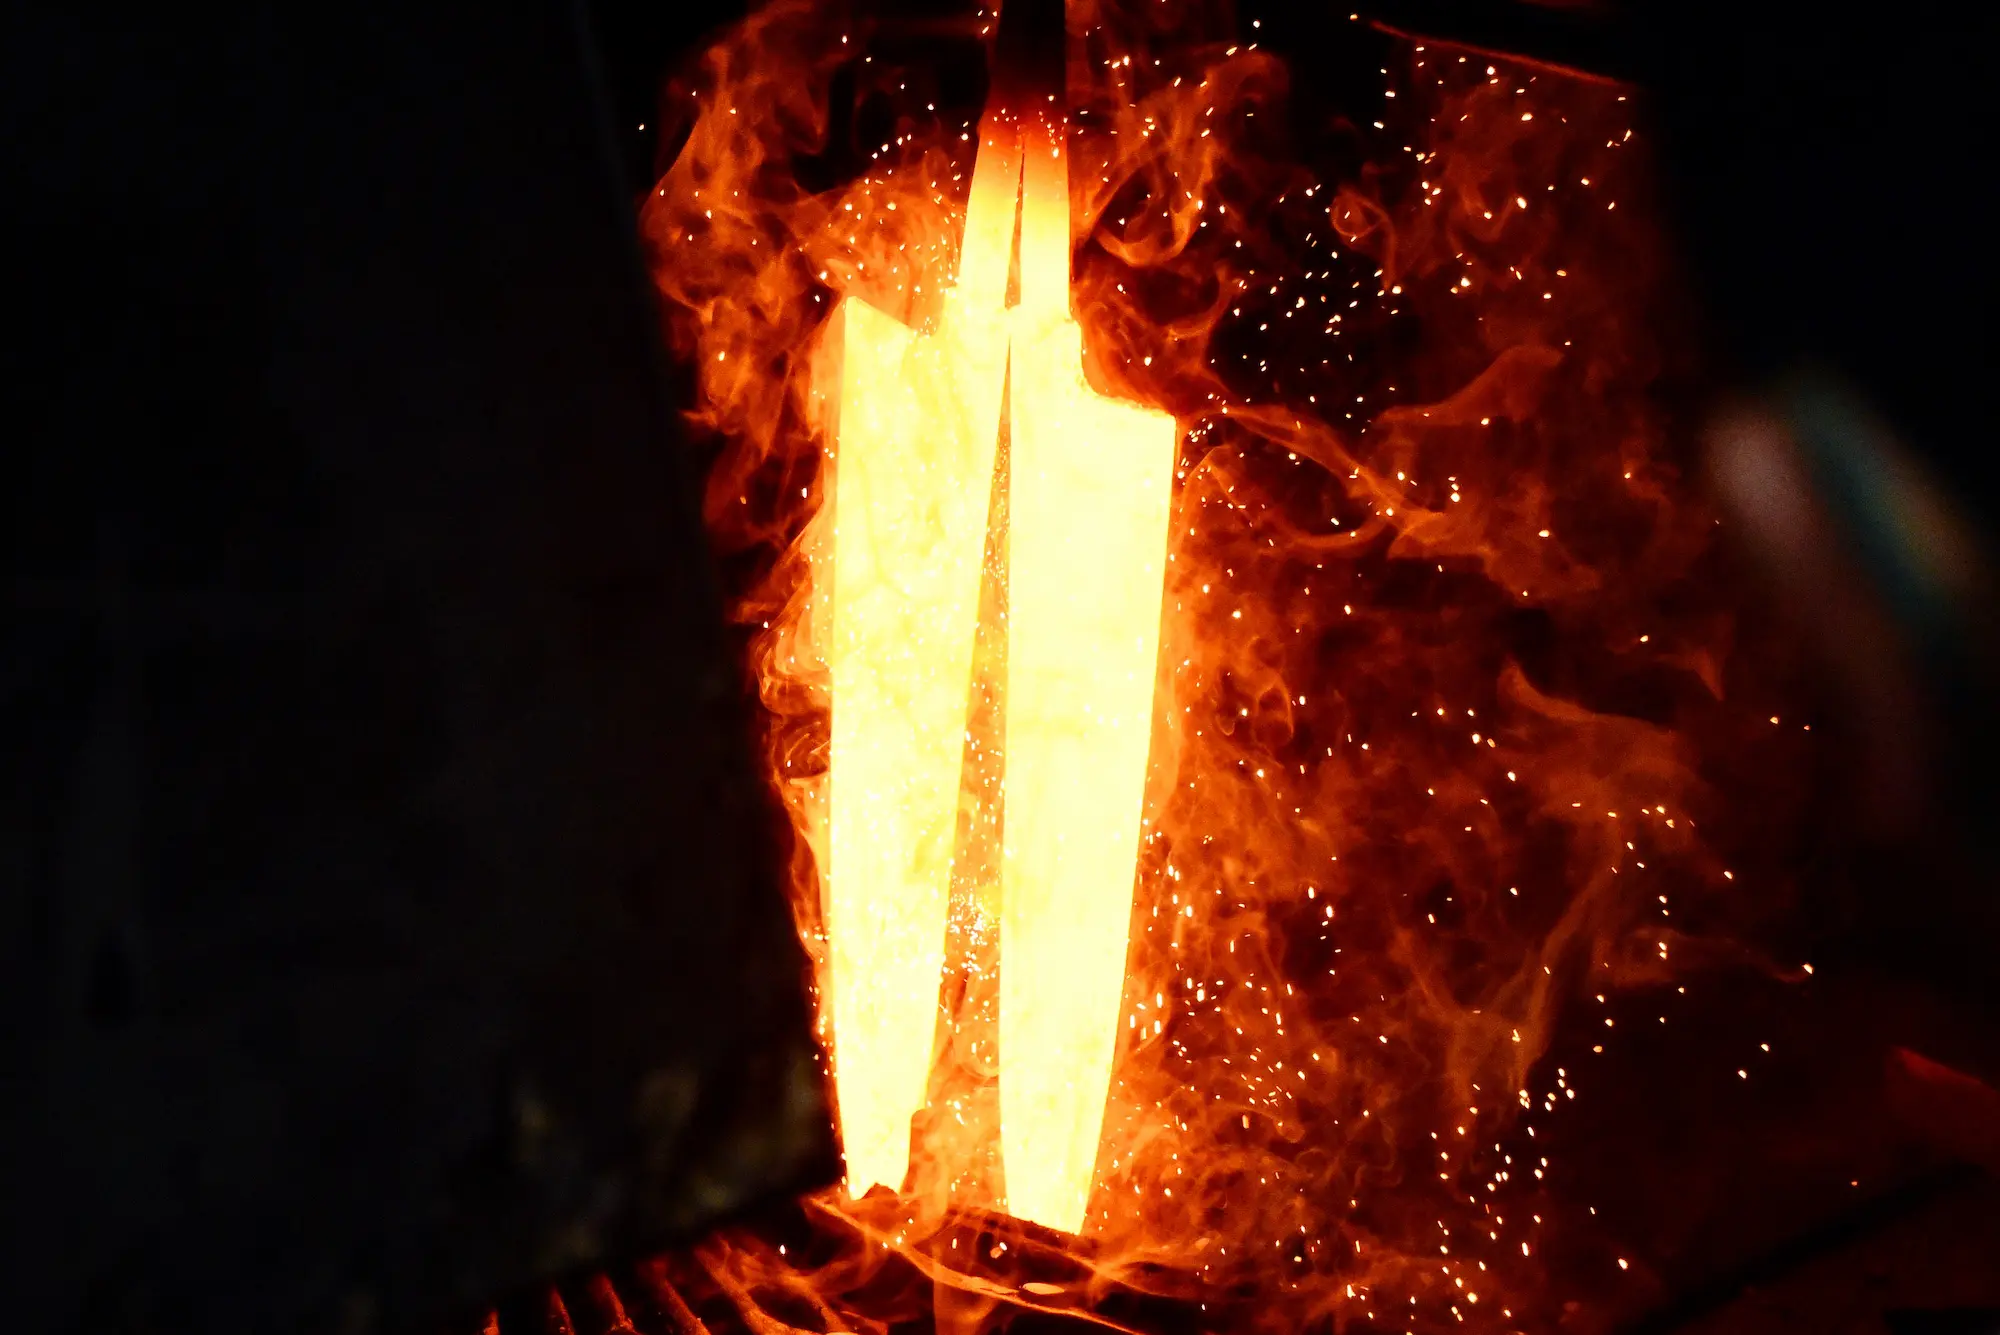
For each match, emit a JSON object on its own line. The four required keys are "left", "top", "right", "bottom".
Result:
{"left": 0, "top": 3, "right": 832, "bottom": 1330}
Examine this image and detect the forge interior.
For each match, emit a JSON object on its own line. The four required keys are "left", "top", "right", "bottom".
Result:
{"left": 474, "top": 0, "right": 2000, "bottom": 1331}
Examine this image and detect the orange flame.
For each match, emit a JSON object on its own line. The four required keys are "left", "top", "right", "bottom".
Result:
{"left": 645, "top": 0, "right": 1756, "bottom": 1324}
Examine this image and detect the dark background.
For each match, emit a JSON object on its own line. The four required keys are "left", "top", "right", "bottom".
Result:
{"left": 1, "top": 2, "right": 829, "bottom": 1331}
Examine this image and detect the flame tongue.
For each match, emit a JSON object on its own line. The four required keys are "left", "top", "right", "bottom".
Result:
{"left": 650, "top": 0, "right": 1765, "bottom": 1314}
{"left": 826, "top": 69, "right": 1175, "bottom": 1229}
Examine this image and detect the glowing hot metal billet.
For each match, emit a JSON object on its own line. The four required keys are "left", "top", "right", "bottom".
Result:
{"left": 824, "top": 116, "right": 1018, "bottom": 1204}
{"left": 825, "top": 101, "right": 1176, "bottom": 1233}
